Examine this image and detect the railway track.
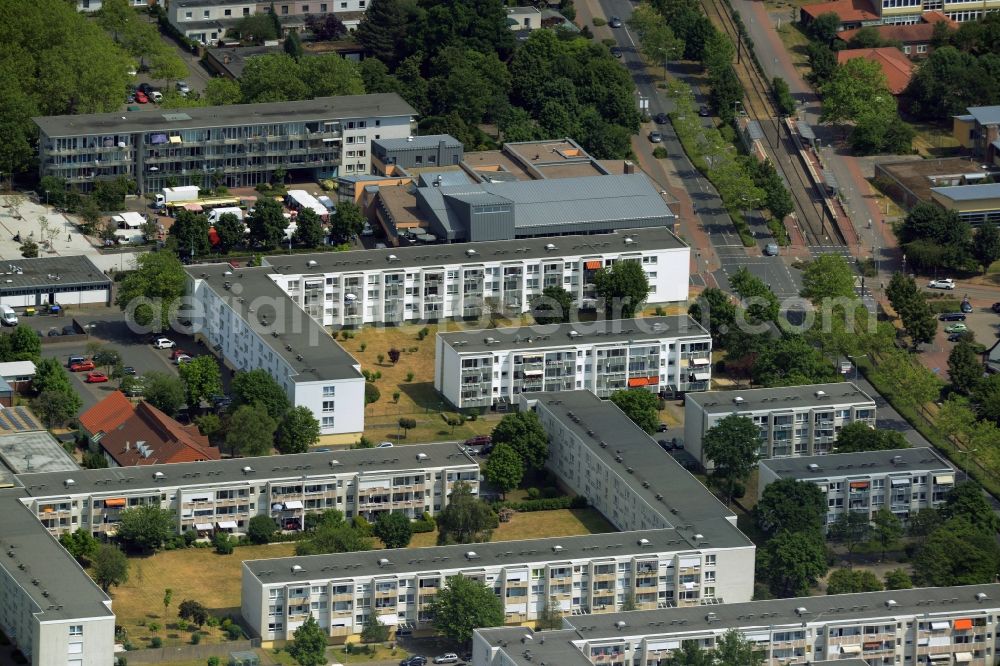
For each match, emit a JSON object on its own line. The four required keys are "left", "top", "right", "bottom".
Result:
{"left": 698, "top": 0, "right": 847, "bottom": 247}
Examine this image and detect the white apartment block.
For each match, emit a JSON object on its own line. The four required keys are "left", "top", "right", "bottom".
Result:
{"left": 758, "top": 447, "right": 956, "bottom": 527}
{"left": 473, "top": 584, "right": 1000, "bottom": 666}
{"left": 15, "top": 445, "right": 479, "bottom": 539}
{"left": 185, "top": 263, "right": 366, "bottom": 438}
{"left": 168, "top": 0, "right": 367, "bottom": 43}
{"left": 684, "top": 383, "right": 877, "bottom": 470}
{"left": 434, "top": 316, "right": 712, "bottom": 410}
{"left": 241, "top": 529, "right": 754, "bottom": 645}
{"left": 0, "top": 490, "right": 115, "bottom": 666}
{"left": 260, "top": 227, "right": 690, "bottom": 327}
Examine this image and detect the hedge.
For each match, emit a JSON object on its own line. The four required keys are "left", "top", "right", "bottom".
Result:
{"left": 495, "top": 496, "right": 589, "bottom": 512}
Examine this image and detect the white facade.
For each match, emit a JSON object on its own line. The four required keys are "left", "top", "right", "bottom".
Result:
{"left": 241, "top": 532, "right": 754, "bottom": 644}
{"left": 263, "top": 228, "right": 690, "bottom": 327}
{"left": 168, "top": 0, "right": 258, "bottom": 43}
{"left": 758, "top": 448, "right": 956, "bottom": 528}
{"left": 0, "top": 361, "right": 36, "bottom": 385}
{"left": 18, "top": 446, "right": 479, "bottom": 539}
{"left": 434, "top": 317, "right": 712, "bottom": 409}
{"left": 474, "top": 584, "right": 1000, "bottom": 666}
{"left": 684, "top": 384, "right": 877, "bottom": 470}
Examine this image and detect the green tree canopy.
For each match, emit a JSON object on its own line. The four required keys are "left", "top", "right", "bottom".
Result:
{"left": 609, "top": 389, "right": 660, "bottom": 434}
{"left": 292, "top": 208, "right": 325, "bottom": 248}
{"left": 828, "top": 511, "right": 871, "bottom": 562}
{"left": 430, "top": 575, "right": 505, "bottom": 644}
{"left": 913, "top": 517, "right": 1000, "bottom": 585}
{"left": 275, "top": 406, "right": 321, "bottom": 454}
{"left": 594, "top": 260, "right": 650, "bottom": 319}
{"left": 530, "top": 286, "right": 575, "bottom": 325}
{"left": 143, "top": 371, "right": 186, "bottom": 417}
{"left": 32, "top": 389, "right": 81, "bottom": 428}
{"left": 436, "top": 481, "right": 498, "bottom": 544}
{"left": 826, "top": 568, "right": 883, "bottom": 595}
{"left": 729, "top": 266, "right": 779, "bottom": 325}
{"left": 169, "top": 210, "right": 211, "bottom": 259}
{"left": 232, "top": 369, "right": 291, "bottom": 419}
{"left": 247, "top": 515, "right": 277, "bottom": 545}
{"left": 884, "top": 568, "right": 913, "bottom": 590}
{"left": 214, "top": 212, "right": 246, "bottom": 253}
{"left": 940, "top": 481, "right": 1000, "bottom": 534}
{"left": 115, "top": 252, "right": 187, "bottom": 329}
{"left": 870, "top": 506, "right": 904, "bottom": 561}
{"left": 247, "top": 196, "right": 288, "bottom": 250}
{"left": 491, "top": 410, "right": 548, "bottom": 470}
{"left": 288, "top": 615, "right": 328, "bottom": 666}
{"left": 60, "top": 529, "right": 100, "bottom": 565}
{"left": 821, "top": 56, "right": 895, "bottom": 124}
{"left": 92, "top": 544, "right": 130, "bottom": 592}
{"left": 834, "top": 421, "right": 910, "bottom": 452}
{"left": 328, "top": 201, "right": 366, "bottom": 243}
{"left": 760, "top": 530, "right": 828, "bottom": 598}
{"left": 752, "top": 335, "right": 840, "bottom": 387}
{"left": 178, "top": 356, "right": 222, "bottom": 407}
{"left": 295, "top": 521, "right": 372, "bottom": 555}
{"left": 713, "top": 629, "right": 765, "bottom": 666}
{"left": 948, "top": 340, "right": 984, "bottom": 396}
{"left": 482, "top": 443, "right": 525, "bottom": 497}
{"left": 373, "top": 511, "right": 414, "bottom": 549}
{"left": 801, "top": 253, "right": 858, "bottom": 303}
{"left": 361, "top": 613, "right": 390, "bottom": 645}
{"left": 702, "top": 414, "right": 760, "bottom": 506}
{"left": 756, "top": 479, "right": 826, "bottom": 537}
{"left": 973, "top": 220, "right": 1000, "bottom": 271}
{"left": 117, "top": 505, "right": 175, "bottom": 552}
{"left": 688, "top": 288, "right": 737, "bottom": 345}
{"left": 226, "top": 404, "right": 277, "bottom": 457}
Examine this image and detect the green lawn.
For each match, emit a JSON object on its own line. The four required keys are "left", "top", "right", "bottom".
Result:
{"left": 408, "top": 508, "right": 615, "bottom": 548}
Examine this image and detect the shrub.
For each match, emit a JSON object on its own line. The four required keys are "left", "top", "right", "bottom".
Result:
{"left": 405, "top": 371, "right": 415, "bottom": 382}
{"left": 190, "top": 632, "right": 201, "bottom": 645}
{"left": 147, "top": 622, "right": 160, "bottom": 633}
{"left": 116, "top": 658, "right": 128, "bottom": 666}
{"left": 208, "top": 658, "right": 221, "bottom": 666}
{"left": 225, "top": 624, "right": 243, "bottom": 640}
{"left": 212, "top": 532, "right": 234, "bottom": 555}
{"left": 496, "top": 496, "right": 587, "bottom": 511}
{"left": 150, "top": 637, "right": 162, "bottom": 649}
{"left": 183, "top": 530, "right": 197, "bottom": 546}
{"left": 526, "top": 487, "right": 541, "bottom": 500}
{"left": 412, "top": 512, "right": 436, "bottom": 533}
{"left": 176, "top": 620, "right": 188, "bottom": 631}
{"left": 364, "top": 383, "right": 381, "bottom": 404}
{"left": 393, "top": 391, "right": 401, "bottom": 403}
{"left": 652, "top": 147, "right": 669, "bottom": 159}
{"left": 417, "top": 327, "right": 430, "bottom": 340}
{"left": 592, "top": 16, "right": 606, "bottom": 25}
{"left": 360, "top": 342, "right": 367, "bottom": 352}
{"left": 206, "top": 616, "right": 220, "bottom": 628}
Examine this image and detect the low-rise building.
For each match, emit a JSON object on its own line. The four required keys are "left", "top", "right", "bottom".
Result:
{"left": 242, "top": 527, "right": 753, "bottom": 644}
{"left": 185, "top": 263, "right": 366, "bottom": 439}
{"left": 259, "top": 227, "right": 690, "bottom": 328}
{"left": 0, "top": 256, "right": 111, "bottom": 309}
{"left": 758, "top": 447, "right": 955, "bottom": 527}
{"left": 507, "top": 6, "right": 542, "bottom": 30}
{"left": 930, "top": 182, "right": 1000, "bottom": 226}
{"left": 0, "top": 361, "right": 36, "bottom": 389}
{"left": 835, "top": 12, "right": 956, "bottom": 57}
{"left": 95, "top": 400, "right": 222, "bottom": 467}
{"left": 371, "top": 135, "right": 464, "bottom": 174}
{"left": 434, "top": 317, "right": 711, "bottom": 409}
{"left": 473, "top": 584, "right": 1000, "bottom": 666}
{"left": 16, "top": 444, "right": 479, "bottom": 539}
{"left": 836, "top": 47, "right": 915, "bottom": 94}
{"left": 684, "top": 384, "right": 877, "bottom": 469}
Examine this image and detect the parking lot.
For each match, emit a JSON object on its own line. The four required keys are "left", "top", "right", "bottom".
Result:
{"left": 27, "top": 310, "right": 215, "bottom": 411}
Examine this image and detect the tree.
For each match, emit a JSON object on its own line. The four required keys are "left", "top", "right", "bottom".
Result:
{"left": 760, "top": 530, "right": 828, "bottom": 597}
{"left": 295, "top": 523, "right": 371, "bottom": 555}
{"left": 536, "top": 596, "right": 564, "bottom": 630}
{"left": 360, "top": 613, "right": 390, "bottom": 645}
{"left": 92, "top": 545, "right": 129, "bottom": 593}
{"left": 755, "top": 479, "right": 826, "bottom": 537}
{"left": 729, "top": 266, "right": 779, "bottom": 324}
{"left": 115, "top": 251, "right": 187, "bottom": 329}
{"left": 204, "top": 77, "right": 243, "bottom": 106}
{"left": 163, "top": 588, "right": 173, "bottom": 615}
{"left": 609, "top": 389, "right": 660, "bottom": 434}
{"left": 117, "top": 505, "right": 175, "bottom": 552}
{"left": 213, "top": 531, "right": 234, "bottom": 555}
{"left": 32, "top": 358, "right": 73, "bottom": 395}
{"left": 898, "top": 289, "right": 937, "bottom": 348}
{"left": 702, "top": 415, "right": 760, "bottom": 506}
{"left": 826, "top": 568, "right": 883, "bottom": 595}
{"left": 355, "top": 0, "right": 414, "bottom": 68}
{"left": 871, "top": 349, "right": 942, "bottom": 409}
{"left": 884, "top": 568, "right": 913, "bottom": 590}
{"left": 328, "top": 201, "right": 365, "bottom": 243}
{"left": 593, "top": 260, "right": 650, "bottom": 319}
{"left": 970, "top": 373, "right": 1000, "bottom": 423}
{"left": 232, "top": 369, "right": 290, "bottom": 419}
{"left": 940, "top": 481, "right": 1000, "bottom": 534}
{"left": 59, "top": 529, "right": 99, "bottom": 564}
{"left": 491, "top": 411, "right": 548, "bottom": 470}
{"left": 913, "top": 517, "right": 1000, "bottom": 585}
{"left": 801, "top": 254, "right": 857, "bottom": 303}
{"left": 247, "top": 196, "right": 287, "bottom": 250}
{"left": 713, "top": 629, "right": 765, "bottom": 666}
{"left": 688, "top": 288, "right": 737, "bottom": 344}
{"left": 178, "top": 599, "right": 209, "bottom": 627}
{"left": 283, "top": 29, "right": 304, "bottom": 60}
{"left": 388, "top": 348, "right": 401, "bottom": 364}
{"left": 629, "top": 3, "right": 685, "bottom": 81}
{"left": 974, "top": 221, "right": 1000, "bottom": 271}
{"left": 665, "top": 641, "right": 713, "bottom": 666}
{"left": 214, "top": 212, "right": 245, "bottom": 253}
{"left": 834, "top": 421, "right": 910, "bottom": 452}
{"left": 828, "top": 511, "right": 871, "bottom": 564}
{"left": 195, "top": 413, "right": 223, "bottom": 439}
{"left": 19, "top": 240, "right": 38, "bottom": 258}
{"left": 169, "top": 210, "right": 211, "bottom": 259}
{"left": 233, "top": 13, "right": 281, "bottom": 44}
{"left": 948, "top": 340, "right": 983, "bottom": 395}
{"left": 143, "top": 372, "right": 186, "bottom": 417}
{"left": 397, "top": 417, "right": 416, "bottom": 439}
{"left": 247, "top": 515, "right": 277, "bottom": 545}
{"left": 435, "top": 481, "right": 499, "bottom": 544}
{"left": 870, "top": 507, "right": 903, "bottom": 561}
{"left": 908, "top": 507, "right": 942, "bottom": 537}
{"left": 430, "top": 575, "right": 505, "bottom": 644}
{"left": 226, "top": 404, "right": 278, "bottom": 457}
{"left": 276, "top": 406, "right": 320, "bottom": 454}
{"left": 373, "top": 511, "right": 413, "bottom": 549}
{"left": 93, "top": 348, "right": 121, "bottom": 374}
{"left": 178, "top": 356, "right": 222, "bottom": 408}
{"left": 293, "top": 208, "right": 324, "bottom": 248}
{"left": 306, "top": 13, "right": 347, "bottom": 40}
{"left": 808, "top": 11, "right": 841, "bottom": 43}
{"left": 482, "top": 443, "right": 524, "bottom": 498}
{"left": 530, "top": 285, "right": 575, "bottom": 325}
{"left": 32, "top": 389, "right": 81, "bottom": 428}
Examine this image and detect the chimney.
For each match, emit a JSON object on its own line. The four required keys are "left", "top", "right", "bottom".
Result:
{"left": 624, "top": 160, "right": 635, "bottom": 174}
{"left": 223, "top": 55, "right": 231, "bottom": 64}
{"left": 124, "top": 441, "right": 130, "bottom": 451}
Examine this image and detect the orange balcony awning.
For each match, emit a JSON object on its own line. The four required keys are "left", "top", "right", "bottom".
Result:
{"left": 104, "top": 498, "right": 126, "bottom": 507}
{"left": 849, "top": 481, "right": 869, "bottom": 489}
{"left": 584, "top": 260, "right": 602, "bottom": 270}
{"left": 953, "top": 619, "right": 973, "bottom": 631}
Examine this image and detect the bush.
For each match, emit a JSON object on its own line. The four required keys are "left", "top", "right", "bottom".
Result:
{"left": 405, "top": 371, "right": 415, "bottom": 382}
{"left": 364, "top": 383, "right": 381, "bottom": 405}
{"left": 417, "top": 327, "right": 430, "bottom": 340}
{"left": 526, "top": 487, "right": 541, "bottom": 500}
{"left": 496, "top": 496, "right": 588, "bottom": 512}
{"left": 592, "top": 16, "right": 606, "bottom": 25}
{"left": 206, "top": 616, "right": 220, "bottom": 628}
{"left": 225, "top": 624, "right": 243, "bottom": 640}
{"left": 208, "top": 658, "right": 221, "bottom": 666}
{"left": 412, "top": 512, "right": 436, "bottom": 533}
{"left": 150, "top": 637, "right": 162, "bottom": 648}
{"left": 190, "top": 632, "right": 201, "bottom": 645}
{"left": 212, "top": 532, "right": 234, "bottom": 555}
{"left": 652, "top": 147, "right": 669, "bottom": 159}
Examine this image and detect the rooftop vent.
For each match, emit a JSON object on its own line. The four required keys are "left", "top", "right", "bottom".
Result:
{"left": 416, "top": 453, "right": 428, "bottom": 461}
{"left": 465, "top": 551, "right": 480, "bottom": 560}
{"left": 552, "top": 545, "right": 563, "bottom": 553}
{"left": 291, "top": 564, "right": 303, "bottom": 573}
{"left": 624, "top": 237, "right": 635, "bottom": 245}
{"left": 892, "top": 455, "right": 903, "bottom": 464}
{"left": 466, "top": 249, "right": 478, "bottom": 257}
{"left": 545, "top": 243, "right": 556, "bottom": 251}
{"left": 387, "top": 254, "right": 398, "bottom": 262}
{"left": 807, "top": 463, "right": 821, "bottom": 472}
{"left": 976, "top": 592, "right": 989, "bottom": 602}
{"left": 694, "top": 533, "right": 704, "bottom": 540}
{"left": 329, "top": 459, "right": 341, "bottom": 467}
{"left": 306, "top": 260, "right": 318, "bottom": 268}
{"left": 63, "top": 479, "right": 75, "bottom": 488}
{"left": 705, "top": 612, "right": 717, "bottom": 622}
{"left": 815, "top": 390, "right": 827, "bottom": 398}
{"left": 638, "top": 538, "right": 651, "bottom": 546}
{"left": 885, "top": 599, "right": 897, "bottom": 608}
{"left": 733, "top": 396, "right": 744, "bottom": 404}
{"left": 153, "top": 471, "right": 165, "bottom": 480}
{"left": 568, "top": 330, "right": 580, "bottom": 338}
{"left": 615, "top": 621, "right": 627, "bottom": 629}
{"left": 795, "top": 607, "right": 809, "bottom": 616}
{"left": 378, "top": 558, "right": 391, "bottom": 567}
{"left": 242, "top": 466, "right": 254, "bottom": 474}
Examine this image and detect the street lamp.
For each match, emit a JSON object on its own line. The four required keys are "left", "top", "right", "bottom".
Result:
{"left": 956, "top": 449, "right": 978, "bottom": 482}
{"left": 847, "top": 354, "right": 864, "bottom": 382}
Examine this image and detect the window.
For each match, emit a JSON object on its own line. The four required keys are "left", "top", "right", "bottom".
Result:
{"left": 203, "top": 9, "right": 210, "bottom": 17}
{"left": 302, "top": 4, "right": 309, "bottom": 10}
{"left": 917, "top": 44, "right": 928, "bottom": 53}
{"left": 323, "top": 400, "right": 335, "bottom": 413}
{"left": 322, "top": 416, "right": 335, "bottom": 428}
{"left": 224, "top": 8, "right": 232, "bottom": 15}
{"left": 69, "top": 626, "right": 83, "bottom": 637}
{"left": 324, "top": 385, "right": 336, "bottom": 397}
{"left": 184, "top": 10, "right": 192, "bottom": 18}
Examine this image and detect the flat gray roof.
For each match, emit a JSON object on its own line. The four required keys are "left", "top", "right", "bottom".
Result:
{"left": 0, "top": 489, "right": 113, "bottom": 622}
{"left": 438, "top": 316, "right": 710, "bottom": 354}
{"left": 967, "top": 105, "right": 1000, "bottom": 126}
{"left": 262, "top": 227, "right": 687, "bottom": 275}
{"left": 373, "top": 135, "right": 463, "bottom": 152}
{"left": 34, "top": 93, "right": 415, "bottom": 137}
{"left": 686, "top": 383, "right": 874, "bottom": 414}
{"left": 931, "top": 183, "right": 1000, "bottom": 202}
{"left": 526, "top": 391, "right": 748, "bottom": 549}
{"left": 0, "top": 431, "right": 79, "bottom": 474}
{"left": 185, "top": 264, "right": 362, "bottom": 383}
{"left": 16, "top": 443, "right": 477, "bottom": 498}
{"left": 760, "top": 447, "right": 952, "bottom": 479}
{"left": 523, "top": 583, "right": 1000, "bottom": 642}
{"left": 0, "top": 255, "right": 111, "bottom": 292}
{"left": 244, "top": 527, "right": 720, "bottom": 585}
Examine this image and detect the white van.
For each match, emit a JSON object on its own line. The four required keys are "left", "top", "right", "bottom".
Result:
{"left": 0, "top": 305, "right": 18, "bottom": 326}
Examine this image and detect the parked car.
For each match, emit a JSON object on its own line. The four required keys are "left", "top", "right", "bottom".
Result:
{"left": 152, "top": 337, "right": 176, "bottom": 349}
{"left": 67, "top": 355, "right": 86, "bottom": 368}
{"left": 400, "top": 657, "right": 427, "bottom": 666}
{"left": 46, "top": 328, "right": 60, "bottom": 337}
{"left": 610, "top": 46, "right": 622, "bottom": 58}
{"left": 85, "top": 372, "right": 109, "bottom": 383}
{"left": 657, "top": 423, "right": 669, "bottom": 432}
{"left": 992, "top": 302, "right": 1000, "bottom": 313}
{"left": 928, "top": 278, "right": 956, "bottom": 290}
{"left": 653, "top": 112, "right": 668, "bottom": 124}
{"left": 939, "top": 313, "right": 966, "bottom": 322}
{"left": 763, "top": 242, "right": 779, "bottom": 256}
{"left": 137, "top": 82, "right": 154, "bottom": 95}
{"left": 433, "top": 655, "right": 459, "bottom": 664}
{"left": 947, "top": 333, "right": 965, "bottom": 342}
{"left": 61, "top": 325, "right": 75, "bottom": 336}
{"left": 123, "top": 366, "right": 136, "bottom": 375}
{"left": 377, "top": 441, "right": 394, "bottom": 448}
{"left": 945, "top": 323, "right": 968, "bottom": 333}
{"left": 464, "top": 435, "right": 492, "bottom": 447}
{"left": 69, "top": 360, "right": 95, "bottom": 372}
{"left": 609, "top": 15, "right": 622, "bottom": 26}
{"left": 699, "top": 105, "right": 711, "bottom": 117}
{"left": 176, "top": 81, "right": 190, "bottom": 96}
{"left": 170, "top": 348, "right": 189, "bottom": 360}
{"left": 174, "top": 354, "right": 192, "bottom": 365}
{"left": 961, "top": 298, "right": 973, "bottom": 313}
{"left": 658, "top": 439, "right": 672, "bottom": 452}
{"left": 648, "top": 130, "right": 663, "bottom": 143}
{"left": 135, "top": 91, "right": 148, "bottom": 104}
{"left": 150, "top": 91, "right": 163, "bottom": 103}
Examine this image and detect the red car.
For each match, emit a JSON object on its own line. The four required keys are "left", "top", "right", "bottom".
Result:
{"left": 69, "top": 360, "right": 95, "bottom": 372}
{"left": 85, "top": 372, "right": 109, "bottom": 383}
{"left": 170, "top": 348, "right": 188, "bottom": 360}
{"left": 135, "top": 91, "right": 148, "bottom": 104}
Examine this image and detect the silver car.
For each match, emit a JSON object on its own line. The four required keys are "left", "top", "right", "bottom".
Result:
{"left": 648, "top": 130, "right": 663, "bottom": 143}
{"left": 763, "top": 242, "right": 779, "bottom": 256}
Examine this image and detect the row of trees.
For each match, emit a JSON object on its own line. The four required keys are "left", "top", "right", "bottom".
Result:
{"left": 885, "top": 271, "right": 938, "bottom": 348}
{"left": 482, "top": 410, "right": 549, "bottom": 496}
{"left": 894, "top": 202, "right": 1000, "bottom": 273}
